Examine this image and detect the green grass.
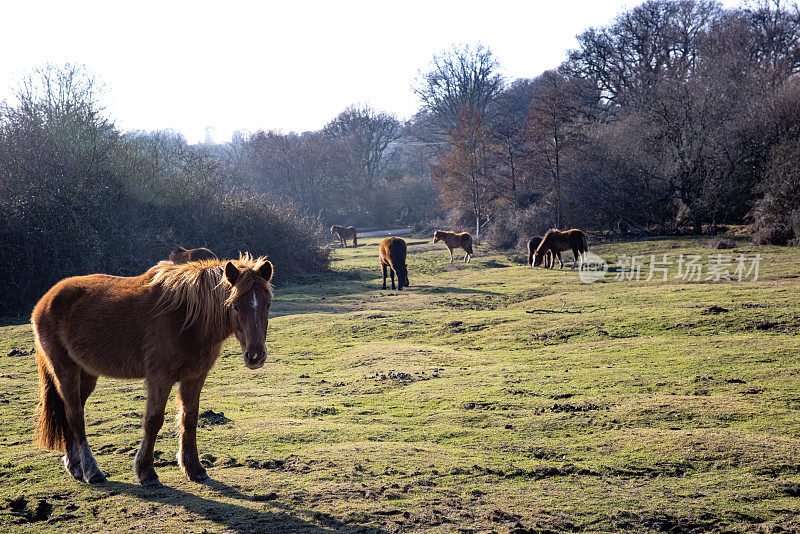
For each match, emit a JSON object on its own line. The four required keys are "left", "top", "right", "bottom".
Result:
{"left": 1, "top": 235, "right": 799, "bottom": 532}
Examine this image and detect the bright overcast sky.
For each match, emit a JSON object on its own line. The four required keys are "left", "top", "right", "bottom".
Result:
{"left": 1, "top": 0, "right": 744, "bottom": 144}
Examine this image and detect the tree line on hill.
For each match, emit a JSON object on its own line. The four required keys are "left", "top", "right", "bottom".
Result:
{"left": 232, "top": 0, "right": 799, "bottom": 249}
{"left": 1, "top": 0, "right": 798, "bottom": 316}
{"left": 419, "top": 0, "right": 800, "bottom": 249}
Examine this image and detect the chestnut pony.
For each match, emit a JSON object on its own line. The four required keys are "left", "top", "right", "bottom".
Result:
{"left": 169, "top": 246, "right": 218, "bottom": 264}
{"left": 330, "top": 225, "right": 358, "bottom": 247}
{"left": 433, "top": 230, "right": 473, "bottom": 263}
{"left": 533, "top": 228, "right": 588, "bottom": 269}
{"left": 379, "top": 237, "right": 410, "bottom": 290}
{"left": 31, "top": 254, "right": 274, "bottom": 487}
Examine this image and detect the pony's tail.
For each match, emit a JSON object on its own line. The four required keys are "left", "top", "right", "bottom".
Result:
{"left": 353, "top": 234, "right": 358, "bottom": 247}
{"left": 35, "top": 351, "right": 68, "bottom": 451}
{"left": 581, "top": 232, "right": 589, "bottom": 253}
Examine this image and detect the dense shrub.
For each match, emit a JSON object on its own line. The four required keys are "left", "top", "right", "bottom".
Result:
{"left": 484, "top": 204, "right": 555, "bottom": 251}
{"left": 0, "top": 66, "right": 328, "bottom": 317}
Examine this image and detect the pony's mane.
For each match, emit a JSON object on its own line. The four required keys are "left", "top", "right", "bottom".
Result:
{"left": 146, "top": 253, "right": 273, "bottom": 332}
{"left": 535, "top": 229, "right": 560, "bottom": 253}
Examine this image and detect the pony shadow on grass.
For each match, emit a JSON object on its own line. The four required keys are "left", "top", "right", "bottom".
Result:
{"left": 412, "top": 284, "right": 502, "bottom": 296}
{"left": 104, "top": 479, "right": 388, "bottom": 534}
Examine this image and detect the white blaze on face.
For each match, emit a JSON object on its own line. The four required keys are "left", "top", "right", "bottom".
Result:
{"left": 252, "top": 293, "right": 258, "bottom": 319}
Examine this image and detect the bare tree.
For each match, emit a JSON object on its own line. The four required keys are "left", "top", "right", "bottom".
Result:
{"left": 487, "top": 79, "right": 538, "bottom": 208}
{"left": 430, "top": 110, "right": 501, "bottom": 237}
{"left": 323, "top": 104, "right": 401, "bottom": 194}
{"left": 414, "top": 44, "right": 504, "bottom": 132}
{"left": 524, "top": 71, "right": 588, "bottom": 228}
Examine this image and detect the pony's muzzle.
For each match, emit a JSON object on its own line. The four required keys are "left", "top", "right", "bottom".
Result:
{"left": 243, "top": 350, "right": 266, "bottom": 369}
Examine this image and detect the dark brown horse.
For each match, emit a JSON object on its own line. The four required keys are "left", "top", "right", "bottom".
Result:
{"left": 527, "top": 236, "right": 552, "bottom": 268}
{"left": 379, "top": 237, "right": 410, "bottom": 290}
{"left": 32, "top": 254, "right": 274, "bottom": 486}
{"left": 169, "top": 246, "right": 218, "bottom": 264}
{"left": 330, "top": 225, "right": 358, "bottom": 247}
{"left": 433, "top": 230, "right": 473, "bottom": 263}
{"left": 533, "top": 228, "right": 588, "bottom": 269}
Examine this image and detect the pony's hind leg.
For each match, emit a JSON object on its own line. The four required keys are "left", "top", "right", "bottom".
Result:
{"left": 134, "top": 375, "right": 174, "bottom": 487}
{"left": 36, "top": 333, "right": 105, "bottom": 483}
{"left": 176, "top": 373, "right": 209, "bottom": 482}
{"left": 63, "top": 370, "right": 98, "bottom": 480}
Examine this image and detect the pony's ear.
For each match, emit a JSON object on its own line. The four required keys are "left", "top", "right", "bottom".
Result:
{"left": 225, "top": 261, "right": 240, "bottom": 286}
{"left": 257, "top": 260, "right": 273, "bottom": 281}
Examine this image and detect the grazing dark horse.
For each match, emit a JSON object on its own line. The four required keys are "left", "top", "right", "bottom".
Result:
{"left": 379, "top": 237, "right": 410, "bottom": 290}
{"left": 433, "top": 230, "right": 473, "bottom": 263}
{"left": 31, "top": 254, "right": 274, "bottom": 487}
{"left": 527, "top": 236, "right": 553, "bottom": 268}
{"left": 169, "top": 246, "right": 218, "bottom": 264}
{"left": 533, "top": 228, "right": 589, "bottom": 269}
{"left": 330, "top": 225, "right": 358, "bottom": 247}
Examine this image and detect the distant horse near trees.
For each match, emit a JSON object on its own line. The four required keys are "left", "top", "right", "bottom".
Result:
{"left": 169, "top": 246, "right": 218, "bottom": 264}
{"left": 527, "top": 236, "right": 553, "bottom": 268}
{"left": 533, "top": 229, "right": 589, "bottom": 269}
{"left": 433, "top": 230, "right": 473, "bottom": 263}
{"left": 331, "top": 225, "right": 358, "bottom": 247}
{"left": 379, "top": 237, "right": 410, "bottom": 290}
{"left": 31, "top": 254, "right": 274, "bottom": 487}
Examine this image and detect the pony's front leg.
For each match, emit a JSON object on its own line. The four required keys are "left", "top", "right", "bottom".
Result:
{"left": 135, "top": 376, "right": 174, "bottom": 487}
{"left": 448, "top": 248, "right": 454, "bottom": 263}
{"left": 176, "top": 373, "right": 209, "bottom": 482}
{"left": 381, "top": 264, "right": 388, "bottom": 290}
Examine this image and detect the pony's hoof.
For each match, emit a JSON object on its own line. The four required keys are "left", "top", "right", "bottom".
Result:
{"left": 85, "top": 471, "right": 107, "bottom": 484}
{"left": 189, "top": 471, "right": 209, "bottom": 483}
{"left": 62, "top": 455, "right": 83, "bottom": 480}
{"left": 140, "top": 476, "right": 162, "bottom": 488}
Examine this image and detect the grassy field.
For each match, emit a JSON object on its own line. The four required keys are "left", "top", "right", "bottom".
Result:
{"left": 1, "top": 234, "right": 799, "bottom": 533}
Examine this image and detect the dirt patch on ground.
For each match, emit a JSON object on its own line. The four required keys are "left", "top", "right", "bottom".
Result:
{"left": 531, "top": 329, "right": 582, "bottom": 344}
{"left": 748, "top": 320, "right": 795, "bottom": 333}
{"left": 198, "top": 409, "right": 231, "bottom": 426}
{"left": 612, "top": 510, "right": 721, "bottom": 532}
{"left": 535, "top": 402, "right": 603, "bottom": 414}
{"left": 701, "top": 305, "right": 729, "bottom": 314}
{"left": 3, "top": 497, "right": 53, "bottom": 523}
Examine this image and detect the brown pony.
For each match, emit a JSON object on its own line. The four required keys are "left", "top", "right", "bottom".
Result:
{"left": 169, "top": 246, "right": 218, "bottom": 264}
{"left": 533, "top": 228, "right": 589, "bottom": 269}
{"left": 527, "top": 236, "right": 553, "bottom": 268}
{"left": 433, "top": 230, "right": 473, "bottom": 263}
{"left": 379, "top": 237, "right": 410, "bottom": 290}
{"left": 330, "top": 225, "right": 358, "bottom": 247}
{"left": 31, "top": 254, "right": 274, "bottom": 487}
